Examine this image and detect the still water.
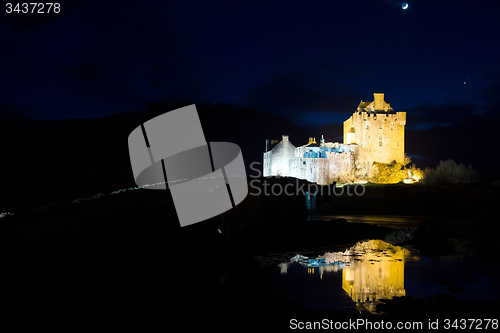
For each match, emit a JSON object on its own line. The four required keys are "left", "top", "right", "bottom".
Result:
{"left": 308, "top": 214, "right": 498, "bottom": 228}
{"left": 269, "top": 237, "right": 499, "bottom": 314}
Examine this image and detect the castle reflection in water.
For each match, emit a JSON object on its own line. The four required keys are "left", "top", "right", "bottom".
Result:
{"left": 279, "top": 240, "right": 410, "bottom": 313}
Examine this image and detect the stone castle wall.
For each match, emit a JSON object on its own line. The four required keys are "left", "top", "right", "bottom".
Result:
{"left": 288, "top": 151, "right": 355, "bottom": 185}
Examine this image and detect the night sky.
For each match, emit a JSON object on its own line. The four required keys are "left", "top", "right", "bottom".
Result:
{"left": 1, "top": 0, "right": 499, "bottom": 173}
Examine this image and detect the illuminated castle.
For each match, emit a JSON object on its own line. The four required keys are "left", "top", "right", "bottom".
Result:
{"left": 263, "top": 93, "right": 406, "bottom": 184}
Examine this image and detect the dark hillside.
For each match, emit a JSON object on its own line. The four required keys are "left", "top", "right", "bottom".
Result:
{"left": 0, "top": 102, "right": 308, "bottom": 211}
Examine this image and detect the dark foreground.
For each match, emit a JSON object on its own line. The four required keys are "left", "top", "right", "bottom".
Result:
{"left": 2, "top": 181, "right": 500, "bottom": 330}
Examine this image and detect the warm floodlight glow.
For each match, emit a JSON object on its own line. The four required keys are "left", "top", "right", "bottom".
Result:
{"left": 342, "top": 240, "right": 408, "bottom": 313}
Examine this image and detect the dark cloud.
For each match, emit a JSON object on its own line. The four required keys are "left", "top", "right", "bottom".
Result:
{"left": 471, "top": 71, "right": 500, "bottom": 110}
{"left": 244, "top": 68, "right": 362, "bottom": 122}
{"left": 404, "top": 102, "right": 477, "bottom": 130}
{"left": 405, "top": 100, "right": 500, "bottom": 174}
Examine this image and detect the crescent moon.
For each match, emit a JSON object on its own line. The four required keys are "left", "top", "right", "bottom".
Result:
{"left": 402, "top": 3, "right": 408, "bottom": 9}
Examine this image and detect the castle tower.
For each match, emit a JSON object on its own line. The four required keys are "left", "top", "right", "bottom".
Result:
{"left": 343, "top": 93, "right": 405, "bottom": 166}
